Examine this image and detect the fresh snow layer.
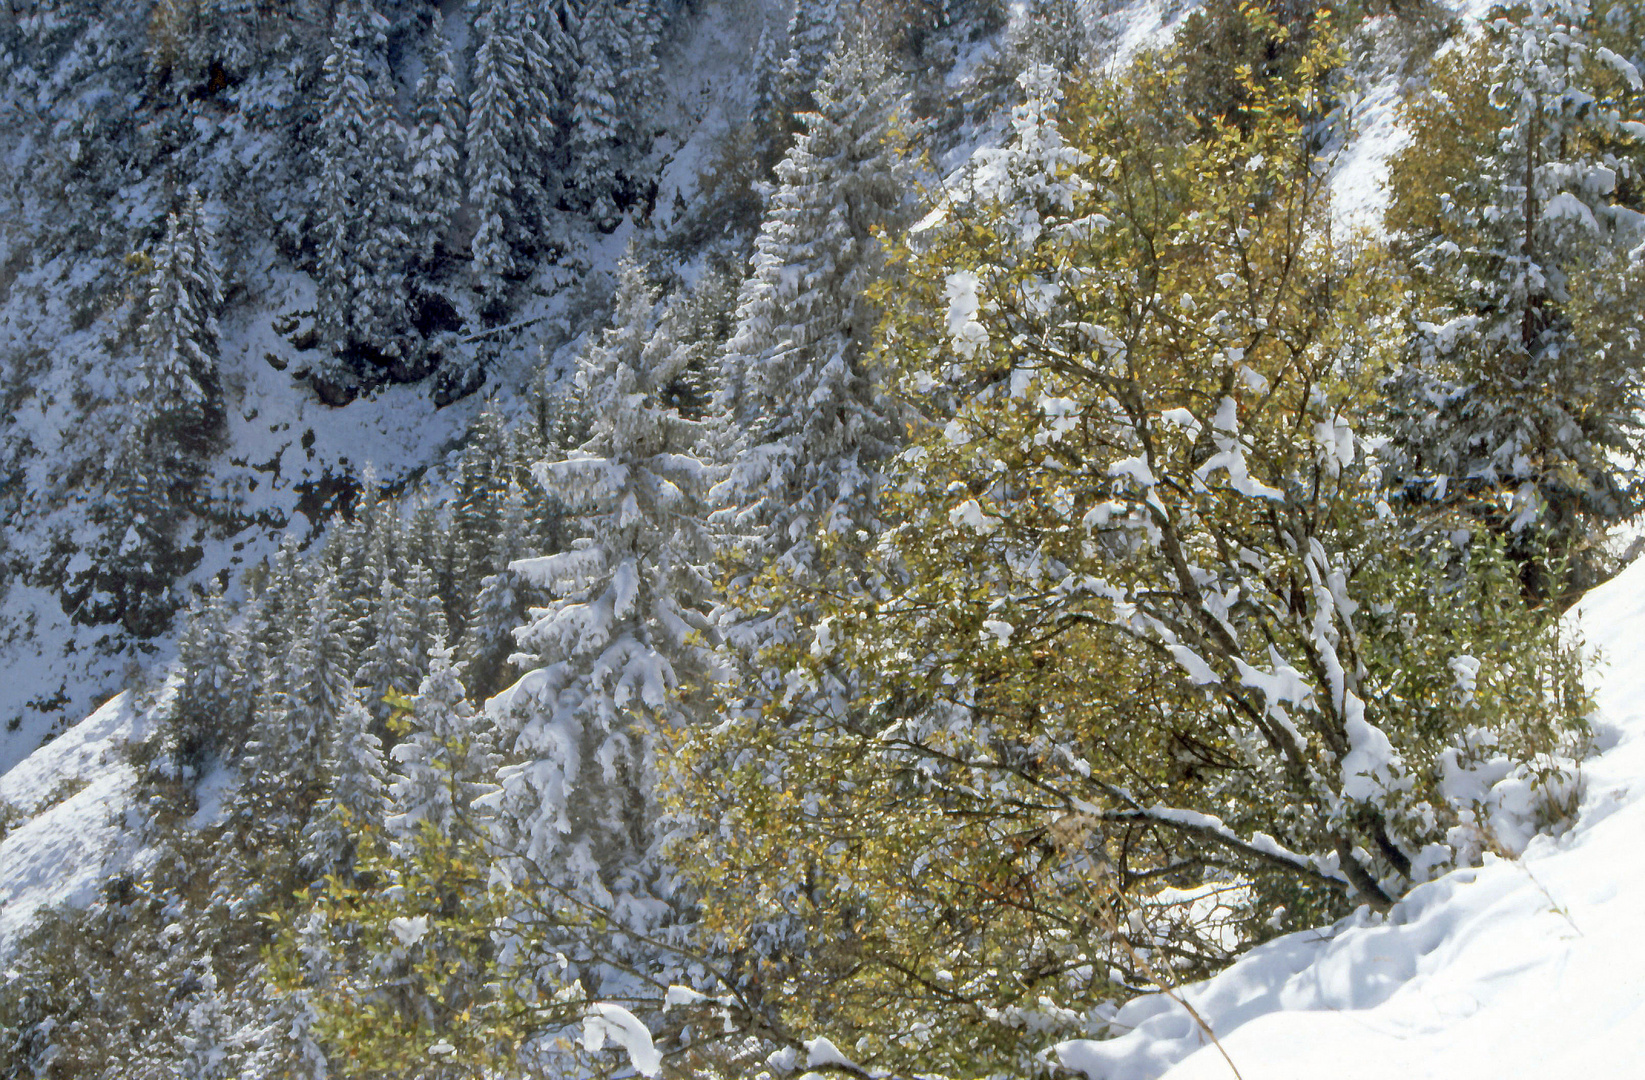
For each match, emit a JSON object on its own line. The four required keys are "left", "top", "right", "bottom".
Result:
{"left": 1057, "top": 553, "right": 1645, "bottom": 1080}
{"left": 1329, "top": 25, "right": 1410, "bottom": 235}
{"left": 582, "top": 1003, "right": 663, "bottom": 1079}
{"left": 0, "top": 690, "right": 160, "bottom": 959}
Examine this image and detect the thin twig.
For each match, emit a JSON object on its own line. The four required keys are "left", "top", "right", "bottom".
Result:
{"left": 459, "top": 313, "right": 554, "bottom": 344}
{"left": 1068, "top": 850, "right": 1246, "bottom": 1080}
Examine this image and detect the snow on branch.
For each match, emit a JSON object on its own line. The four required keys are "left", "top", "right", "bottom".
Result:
{"left": 1076, "top": 788, "right": 1347, "bottom": 886}
{"left": 582, "top": 1003, "right": 662, "bottom": 1078}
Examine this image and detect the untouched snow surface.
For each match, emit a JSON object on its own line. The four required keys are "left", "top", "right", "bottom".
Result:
{"left": 0, "top": 689, "right": 162, "bottom": 959}
{"left": 1057, "top": 554, "right": 1645, "bottom": 1080}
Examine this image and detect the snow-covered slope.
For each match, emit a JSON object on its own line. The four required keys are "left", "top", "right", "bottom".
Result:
{"left": 8, "top": 4, "right": 1642, "bottom": 1071}
{"left": 1056, "top": 553, "right": 1645, "bottom": 1080}
{"left": 0, "top": 689, "right": 163, "bottom": 959}
{"left": 0, "top": 0, "right": 779, "bottom": 776}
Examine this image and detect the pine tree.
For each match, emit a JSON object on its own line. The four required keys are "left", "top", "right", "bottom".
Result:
{"left": 402, "top": 496, "right": 446, "bottom": 586}
{"left": 89, "top": 190, "right": 223, "bottom": 636}
{"left": 301, "top": 692, "right": 390, "bottom": 880}
{"left": 488, "top": 256, "right": 723, "bottom": 976}
{"left": 467, "top": 0, "right": 571, "bottom": 286}
{"left": 196, "top": 0, "right": 259, "bottom": 76}
{"left": 517, "top": 0, "right": 575, "bottom": 217}
{"left": 1385, "top": 0, "right": 1645, "bottom": 596}
{"left": 175, "top": 964, "right": 234, "bottom": 1080}
{"left": 236, "top": 579, "right": 355, "bottom": 834}
{"left": 449, "top": 406, "right": 512, "bottom": 611}
{"left": 1003, "top": 0, "right": 1089, "bottom": 74}
{"left": 324, "top": 505, "right": 376, "bottom": 650}
{"left": 566, "top": 0, "right": 659, "bottom": 226}
{"left": 569, "top": 0, "right": 624, "bottom": 225}
{"left": 241, "top": 937, "right": 329, "bottom": 1080}
{"left": 777, "top": 0, "right": 840, "bottom": 120}
{"left": 356, "top": 477, "right": 403, "bottom": 593}
{"left": 459, "top": 478, "right": 540, "bottom": 698}
{"left": 613, "top": 0, "right": 662, "bottom": 188}
{"left": 136, "top": 189, "right": 224, "bottom": 447}
{"left": 235, "top": 540, "right": 305, "bottom": 739}
{"left": 353, "top": 573, "right": 424, "bottom": 731}
{"left": 683, "top": 40, "right": 914, "bottom": 1028}
{"left": 718, "top": 37, "right": 912, "bottom": 585}
{"left": 401, "top": 494, "right": 455, "bottom": 602}
{"left": 314, "top": 0, "right": 412, "bottom": 374}
{"left": 146, "top": 0, "right": 194, "bottom": 79}
{"left": 388, "top": 644, "right": 498, "bottom": 839}
{"left": 407, "top": 36, "right": 465, "bottom": 269}
{"left": 404, "top": 557, "right": 451, "bottom": 663}
{"left": 744, "top": 23, "right": 788, "bottom": 169}
{"left": 467, "top": 0, "right": 523, "bottom": 284}
{"left": 168, "top": 583, "right": 245, "bottom": 770}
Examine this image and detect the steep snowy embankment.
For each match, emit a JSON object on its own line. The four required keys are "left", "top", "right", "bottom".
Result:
{"left": 1057, "top": 554, "right": 1645, "bottom": 1080}
{"left": 0, "top": 689, "right": 163, "bottom": 959}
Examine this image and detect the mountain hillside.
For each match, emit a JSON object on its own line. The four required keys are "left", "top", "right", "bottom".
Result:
{"left": 4, "top": 0, "right": 1644, "bottom": 1077}
{"left": 0, "top": 0, "right": 798, "bottom": 771}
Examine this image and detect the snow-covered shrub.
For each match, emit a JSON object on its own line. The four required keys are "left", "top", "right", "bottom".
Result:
{"left": 1439, "top": 724, "right": 1588, "bottom": 863}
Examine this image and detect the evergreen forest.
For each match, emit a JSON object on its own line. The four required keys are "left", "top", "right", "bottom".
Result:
{"left": 0, "top": 0, "right": 1640, "bottom": 1076}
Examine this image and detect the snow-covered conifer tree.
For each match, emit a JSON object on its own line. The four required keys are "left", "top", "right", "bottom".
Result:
{"left": 742, "top": 22, "right": 789, "bottom": 158}
{"left": 404, "top": 557, "right": 451, "bottom": 663}
{"left": 718, "top": 37, "right": 912, "bottom": 586}
{"left": 97, "top": 449, "right": 186, "bottom": 637}
{"left": 240, "top": 924, "right": 329, "bottom": 1080}
{"left": 175, "top": 964, "right": 234, "bottom": 1080}
{"left": 236, "top": 580, "right": 356, "bottom": 828}
{"left": 468, "top": 0, "right": 571, "bottom": 285}
{"left": 190, "top": 0, "right": 260, "bottom": 78}
{"left": 568, "top": 0, "right": 623, "bottom": 225}
{"left": 614, "top": 0, "right": 662, "bottom": 182}
{"left": 488, "top": 256, "right": 723, "bottom": 967}
{"left": 235, "top": 539, "right": 305, "bottom": 726}
{"left": 449, "top": 407, "right": 511, "bottom": 607}
{"left": 355, "top": 478, "right": 403, "bottom": 590}
{"left": 459, "top": 478, "right": 540, "bottom": 697}
{"left": 407, "top": 36, "right": 465, "bottom": 269}
{"left": 388, "top": 644, "right": 498, "bottom": 839}
{"left": 314, "top": 0, "right": 412, "bottom": 372}
{"left": 169, "top": 583, "right": 245, "bottom": 767}
{"left": 516, "top": 0, "right": 574, "bottom": 214}
{"left": 136, "top": 189, "right": 224, "bottom": 446}
{"left": 301, "top": 692, "right": 389, "bottom": 879}
{"left": 680, "top": 42, "right": 912, "bottom": 1013}
{"left": 1385, "top": 0, "right": 1645, "bottom": 592}
{"left": 404, "top": 496, "right": 450, "bottom": 591}
{"left": 353, "top": 573, "right": 425, "bottom": 730}
{"left": 777, "top": 0, "right": 839, "bottom": 117}
{"left": 566, "top": 0, "right": 659, "bottom": 226}
{"left": 467, "top": 0, "right": 523, "bottom": 285}
{"left": 84, "top": 189, "right": 224, "bottom": 636}
{"left": 325, "top": 510, "right": 376, "bottom": 648}
{"left": 146, "top": 0, "right": 194, "bottom": 78}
